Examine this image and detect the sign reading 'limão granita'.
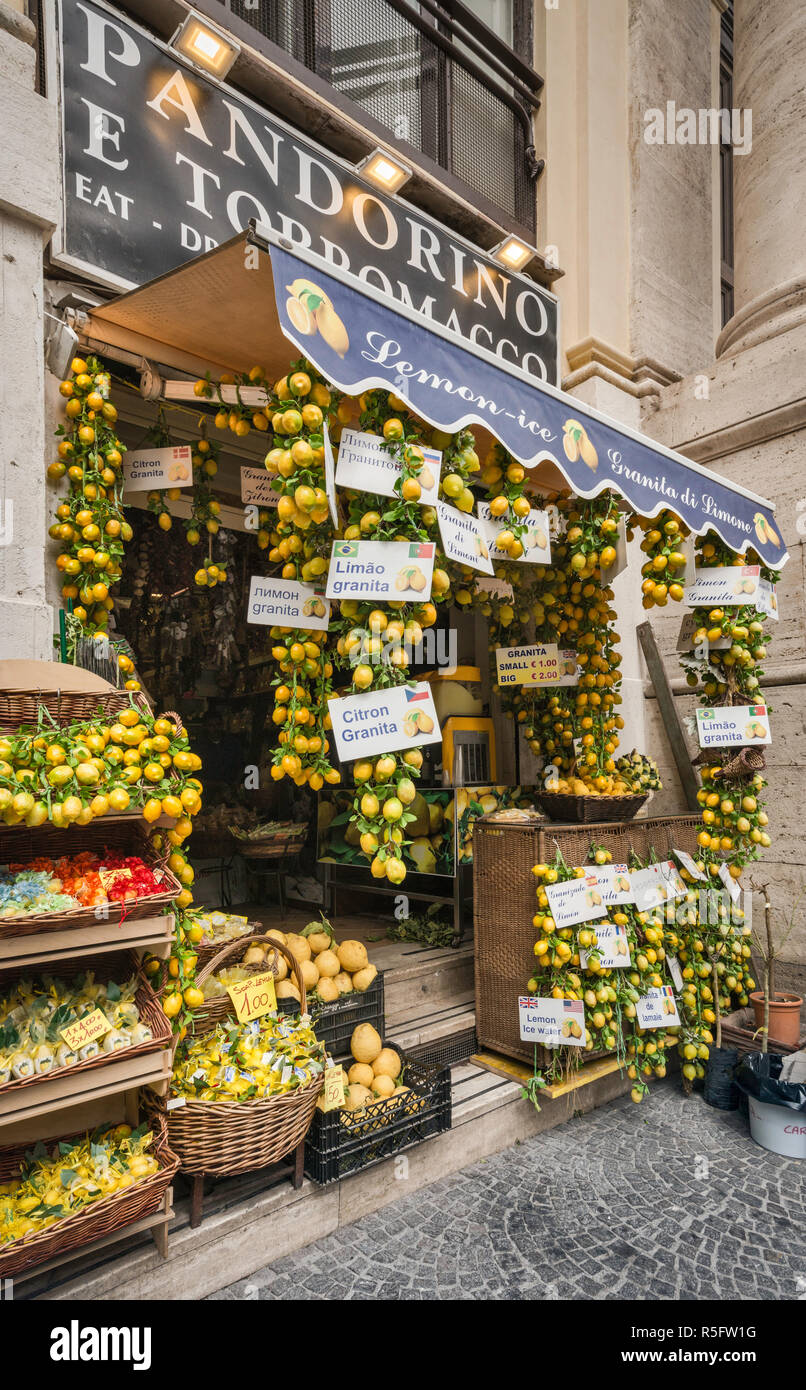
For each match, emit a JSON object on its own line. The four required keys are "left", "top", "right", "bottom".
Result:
{"left": 695, "top": 704, "right": 771, "bottom": 748}
{"left": 328, "top": 683, "right": 441, "bottom": 762}
{"left": 325, "top": 540, "right": 435, "bottom": 601}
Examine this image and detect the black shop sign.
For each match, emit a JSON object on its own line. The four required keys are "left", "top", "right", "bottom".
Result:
{"left": 52, "top": 0, "right": 558, "bottom": 384}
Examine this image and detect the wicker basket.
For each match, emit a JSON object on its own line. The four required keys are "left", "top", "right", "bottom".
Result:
{"left": 0, "top": 1113, "right": 177, "bottom": 1277}
{"left": 0, "top": 819, "right": 181, "bottom": 941}
{"left": 472, "top": 815, "right": 702, "bottom": 1065}
{"left": 0, "top": 687, "right": 151, "bottom": 736}
{"left": 234, "top": 829, "right": 308, "bottom": 860}
{"left": 192, "top": 918, "right": 263, "bottom": 972}
{"left": 0, "top": 951, "right": 171, "bottom": 1099}
{"left": 536, "top": 791, "right": 648, "bottom": 823}
{"left": 162, "top": 937, "right": 323, "bottom": 1177}
{"left": 190, "top": 932, "right": 291, "bottom": 1032}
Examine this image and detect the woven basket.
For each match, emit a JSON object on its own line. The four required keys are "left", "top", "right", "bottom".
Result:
{"left": 234, "top": 826, "right": 308, "bottom": 860}
{"left": 162, "top": 937, "right": 323, "bottom": 1177}
{"left": 0, "top": 1113, "right": 177, "bottom": 1277}
{"left": 193, "top": 918, "right": 263, "bottom": 972}
{"left": 0, "top": 687, "right": 151, "bottom": 736}
{"left": 472, "top": 815, "right": 703, "bottom": 1065}
{"left": 536, "top": 791, "right": 648, "bottom": 823}
{"left": 0, "top": 819, "right": 181, "bottom": 940}
{"left": 0, "top": 951, "right": 171, "bottom": 1099}
{"left": 190, "top": 932, "right": 293, "bottom": 1032}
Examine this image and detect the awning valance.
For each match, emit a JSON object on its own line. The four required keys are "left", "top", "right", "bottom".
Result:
{"left": 89, "top": 227, "right": 786, "bottom": 566}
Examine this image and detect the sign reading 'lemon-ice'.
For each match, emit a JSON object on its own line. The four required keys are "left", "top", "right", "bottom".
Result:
{"left": 328, "top": 682, "right": 442, "bottom": 761}
{"left": 325, "top": 540, "right": 435, "bottom": 601}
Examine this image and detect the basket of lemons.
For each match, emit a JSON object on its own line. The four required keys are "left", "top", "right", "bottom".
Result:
{"left": 162, "top": 937, "right": 324, "bottom": 1177}
{"left": 0, "top": 1116, "right": 177, "bottom": 1277}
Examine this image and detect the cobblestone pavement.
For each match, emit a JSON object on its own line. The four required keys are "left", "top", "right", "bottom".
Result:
{"left": 208, "top": 1086, "right": 805, "bottom": 1301}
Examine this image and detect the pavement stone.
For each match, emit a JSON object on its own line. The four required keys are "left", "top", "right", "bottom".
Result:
{"left": 207, "top": 1087, "right": 804, "bottom": 1301}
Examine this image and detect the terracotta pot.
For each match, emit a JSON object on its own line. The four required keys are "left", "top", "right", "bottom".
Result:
{"left": 749, "top": 991, "right": 803, "bottom": 1049}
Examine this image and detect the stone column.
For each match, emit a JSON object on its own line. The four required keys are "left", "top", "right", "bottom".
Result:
{"left": 0, "top": 2, "right": 60, "bottom": 660}
{"left": 717, "top": 0, "right": 806, "bottom": 356}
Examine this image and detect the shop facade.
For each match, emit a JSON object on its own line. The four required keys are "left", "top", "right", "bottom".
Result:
{"left": 0, "top": 0, "right": 803, "bottom": 1298}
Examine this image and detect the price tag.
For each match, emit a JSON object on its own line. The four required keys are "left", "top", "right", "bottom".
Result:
{"left": 322, "top": 1064, "right": 346, "bottom": 1112}
{"left": 226, "top": 971, "right": 278, "bottom": 1024}
{"left": 166, "top": 1096, "right": 186, "bottom": 1111}
{"left": 60, "top": 1009, "right": 111, "bottom": 1051}
{"left": 667, "top": 955, "right": 684, "bottom": 991}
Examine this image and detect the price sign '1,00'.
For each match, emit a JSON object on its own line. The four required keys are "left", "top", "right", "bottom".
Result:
{"left": 226, "top": 972, "right": 278, "bottom": 1024}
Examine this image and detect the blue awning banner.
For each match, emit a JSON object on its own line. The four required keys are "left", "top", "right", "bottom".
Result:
{"left": 271, "top": 243, "right": 786, "bottom": 566}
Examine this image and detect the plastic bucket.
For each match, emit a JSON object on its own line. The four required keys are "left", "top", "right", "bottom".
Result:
{"left": 747, "top": 1096, "right": 806, "bottom": 1158}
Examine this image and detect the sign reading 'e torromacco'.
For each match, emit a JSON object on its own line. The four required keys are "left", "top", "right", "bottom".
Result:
{"left": 53, "top": 0, "right": 558, "bottom": 384}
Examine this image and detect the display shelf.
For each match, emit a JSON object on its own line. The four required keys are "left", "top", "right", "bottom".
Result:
{"left": 0, "top": 1045, "right": 172, "bottom": 1131}
{"left": 12, "top": 1187, "right": 174, "bottom": 1285}
{"left": 0, "top": 912, "right": 175, "bottom": 970}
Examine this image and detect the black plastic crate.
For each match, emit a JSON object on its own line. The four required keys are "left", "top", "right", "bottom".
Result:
{"left": 304, "top": 1042, "right": 452, "bottom": 1186}
{"left": 407, "top": 1026, "right": 477, "bottom": 1069}
{"left": 278, "top": 972, "right": 384, "bottom": 1059}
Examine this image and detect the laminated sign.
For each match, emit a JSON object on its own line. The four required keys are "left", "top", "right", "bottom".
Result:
{"left": 123, "top": 444, "right": 193, "bottom": 492}
{"left": 519, "top": 996, "right": 585, "bottom": 1047}
{"left": 436, "top": 502, "right": 494, "bottom": 575}
{"left": 683, "top": 565, "right": 778, "bottom": 620}
{"left": 247, "top": 577, "right": 330, "bottom": 631}
{"left": 695, "top": 704, "right": 771, "bottom": 748}
{"left": 579, "top": 922, "right": 632, "bottom": 969}
{"left": 636, "top": 987, "right": 681, "bottom": 1029}
{"left": 336, "top": 427, "right": 442, "bottom": 508}
{"left": 326, "top": 540, "right": 435, "bottom": 601}
{"left": 477, "top": 501, "right": 552, "bottom": 564}
{"left": 544, "top": 874, "right": 609, "bottom": 929}
{"left": 240, "top": 467, "right": 281, "bottom": 506}
{"left": 590, "top": 864, "right": 634, "bottom": 904}
{"left": 630, "top": 861, "right": 688, "bottom": 912}
{"left": 328, "top": 682, "right": 441, "bottom": 762}
{"left": 495, "top": 644, "right": 566, "bottom": 687}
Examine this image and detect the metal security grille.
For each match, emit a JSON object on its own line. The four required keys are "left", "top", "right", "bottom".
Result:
{"left": 225, "top": 0, "right": 539, "bottom": 232}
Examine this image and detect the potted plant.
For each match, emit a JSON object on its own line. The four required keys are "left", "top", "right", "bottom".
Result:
{"left": 748, "top": 882, "right": 804, "bottom": 1051}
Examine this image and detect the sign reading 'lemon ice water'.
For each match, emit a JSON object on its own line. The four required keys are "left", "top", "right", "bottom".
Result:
{"left": 495, "top": 643, "right": 577, "bottom": 687}
{"left": 325, "top": 540, "right": 435, "bottom": 601}
{"left": 696, "top": 704, "right": 771, "bottom": 748}
{"left": 336, "top": 428, "right": 442, "bottom": 508}
{"left": 436, "top": 502, "right": 494, "bottom": 575}
{"left": 123, "top": 444, "right": 193, "bottom": 492}
{"left": 328, "top": 682, "right": 442, "bottom": 762}
{"left": 519, "top": 997, "right": 585, "bottom": 1047}
{"left": 477, "top": 502, "right": 552, "bottom": 564}
{"left": 246, "top": 577, "right": 331, "bottom": 631}
{"left": 544, "top": 875, "right": 609, "bottom": 929}
{"left": 683, "top": 565, "right": 778, "bottom": 620}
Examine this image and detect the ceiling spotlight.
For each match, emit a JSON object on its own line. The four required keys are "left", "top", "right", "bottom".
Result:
{"left": 170, "top": 10, "right": 240, "bottom": 78}
{"left": 489, "top": 234, "right": 536, "bottom": 272}
{"left": 356, "top": 148, "right": 413, "bottom": 194}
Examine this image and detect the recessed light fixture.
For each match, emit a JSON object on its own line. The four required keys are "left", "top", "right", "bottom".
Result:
{"left": 170, "top": 10, "right": 240, "bottom": 78}
{"left": 489, "top": 234, "right": 536, "bottom": 272}
{"left": 356, "top": 148, "right": 413, "bottom": 194}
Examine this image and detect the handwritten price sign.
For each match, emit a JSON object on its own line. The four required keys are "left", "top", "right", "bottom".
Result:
{"left": 60, "top": 1009, "right": 111, "bottom": 1051}
{"left": 322, "top": 1064, "right": 346, "bottom": 1112}
{"left": 226, "top": 972, "right": 278, "bottom": 1024}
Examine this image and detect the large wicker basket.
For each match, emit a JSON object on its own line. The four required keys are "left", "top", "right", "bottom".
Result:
{"left": 162, "top": 937, "right": 323, "bottom": 1177}
{"left": 0, "top": 819, "right": 181, "bottom": 941}
{"left": 0, "top": 950, "right": 171, "bottom": 1100}
{"left": 0, "top": 687, "right": 151, "bottom": 735}
{"left": 473, "top": 814, "right": 702, "bottom": 1066}
{"left": 0, "top": 1113, "right": 177, "bottom": 1277}
{"left": 536, "top": 791, "right": 648, "bottom": 823}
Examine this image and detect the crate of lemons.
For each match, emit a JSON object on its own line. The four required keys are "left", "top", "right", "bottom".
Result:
{"left": 200, "top": 921, "right": 377, "bottom": 1007}
{"left": 320, "top": 1025, "right": 427, "bottom": 1126}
